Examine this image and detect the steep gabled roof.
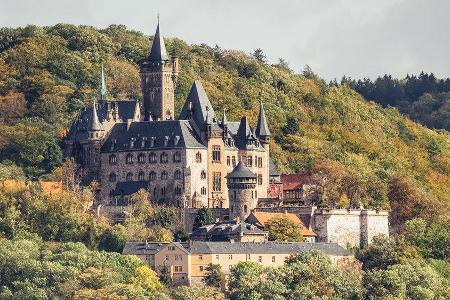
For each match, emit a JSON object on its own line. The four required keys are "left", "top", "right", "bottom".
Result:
{"left": 246, "top": 211, "right": 316, "bottom": 237}
{"left": 88, "top": 101, "right": 103, "bottom": 131}
{"left": 147, "top": 22, "right": 169, "bottom": 62}
{"left": 281, "top": 173, "right": 311, "bottom": 191}
{"left": 179, "top": 80, "right": 216, "bottom": 131}
{"left": 255, "top": 101, "right": 271, "bottom": 137}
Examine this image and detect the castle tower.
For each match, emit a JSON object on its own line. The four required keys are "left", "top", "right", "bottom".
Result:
{"left": 255, "top": 101, "right": 271, "bottom": 150}
{"left": 227, "top": 161, "right": 257, "bottom": 220}
{"left": 140, "top": 20, "right": 179, "bottom": 121}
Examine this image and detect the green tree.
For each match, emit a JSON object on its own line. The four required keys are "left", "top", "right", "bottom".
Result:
{"left": 193, "top": 207, "right": 214, "bottom": 231}
{"left": 98, "top": 224, "right": 129, "bottom": 253}
{"left": 203, "top": 263, "right": 222, "bottom": 288}
{"left": 252, "top": 48, "right": 266, "bottom": 63}
{"left": 265, "top": 215, "right": 304, "bottom": 242}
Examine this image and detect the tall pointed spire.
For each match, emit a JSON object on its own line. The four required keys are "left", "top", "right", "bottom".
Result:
{"left": 255, "top": 100, "right": 271, "bottom": 137}
{"left": 89, "top": 99, "right": 103, "bottom": 132}
{"left": 148, "top": 17, "right": 169, "bottom": 62}
{"left": 221, "top": 108, "right": 228, "bottom": 126}
{"left": 99, "top": 63, "right": 107, "bottom": 102}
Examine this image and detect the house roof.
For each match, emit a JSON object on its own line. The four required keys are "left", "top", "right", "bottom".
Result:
{"left": 246, "top": 211, "right": 316, "bottom": 237}
{"left": 123, "top": 242, "right": 172, "bottom": 255}
{"left": 190, "top": 221, "right": 267, "bottom": 241}
{"left": 100, "top": 119, "right": 205, "bottom": 152}
{"left": 179, "top": 80, "right": 216, "bottom": 131}
{"left": 111, "top": 181, "right": 149, "bottom": 196}
{"left": 281, "top": 173, "right": 311, "bottom": 191}
{"left": 189, "top": 241, "right": 349, "bottom": 256}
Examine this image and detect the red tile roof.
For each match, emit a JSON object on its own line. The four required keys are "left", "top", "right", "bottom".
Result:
{"left": 281, "top": 173, "right": 311, "bottom": 191}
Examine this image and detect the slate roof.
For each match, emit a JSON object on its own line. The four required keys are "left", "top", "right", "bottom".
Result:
{"left": 269, "top": 157, "right": 280, "bottom": 177}
{"left": 89, "top": 102, "right": 103, "bottom": 131}
{"left": 147, "top": 22, "right": 169, "bottom": 62}
{"left": 179, "top": 80, "right": 216, "bottom": 131}
{"left": 101, "top": 120, "right": 205, "bottom": 152}
{"left": 190, "top": 221, "right": 267, "bottom": 241}
{"left": 189, "top": 241, "right": 351, "bottom": 256}
{"left": 68, "top": 100, "right": 138, "bottom": 141}
{"left": 111, "top": 181, "right": 149, "bottom": 196}
{"left": 281, "top": 173, "right": 311, "bottom": 191}
{"left": 255, "top": 101, "right": 271, "bottom": 137}
{"left": 226, "top": 161, "right": 257, "bottom": 179}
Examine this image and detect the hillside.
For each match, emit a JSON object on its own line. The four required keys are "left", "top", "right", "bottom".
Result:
{"left": 0, "top": 24, "right": 449, "bottom": 215}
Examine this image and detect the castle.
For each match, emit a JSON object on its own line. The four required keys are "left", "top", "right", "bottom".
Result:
{"left": 64, "top": 22, "right": 274, "bottom": 215}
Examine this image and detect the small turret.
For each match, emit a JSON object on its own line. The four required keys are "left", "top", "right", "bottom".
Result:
{"left": 227, "top": 162, "right": 257, "bottom": 221}
{"left": 88, "top": 99, "right": 103, "bottom": 140}
{"left": 255, "top": 101, "right": 271, "bottom": 148}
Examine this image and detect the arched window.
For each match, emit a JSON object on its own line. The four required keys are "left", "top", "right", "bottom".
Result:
{"left": 161, "top": 187, "right": 166, "bottom": 196}
{"left": 200, "top": 170, "right": 206, "bottom": 179}
{"left": 173, "top": 152, "right": 181, "bottom": 163}
{"left": 196, "top": 152, "right": 202, "bottom": 163}
{"left": 109, "top": 154, "right": 117, "bottom": 164}
{"left": 161, "top": 171, "right": 168, "bottom": 180}
{"left": 126, "top": 154, "right": 133, "bottom": 164}
{"left": 138, "top": 171, "right": 145, "bottom": 181}
{"left": 138, "top": 153, "right": 145, "bottom": 164}
{"left": 160, "top": 152, "right": 168, "bottom": 163}
{"left": 244, "top": 205, "right": 248, "bottom": 213}
{"left": 149, "top": 171, "right": 156, "bottom": 181}
{"left": 109, "top": 172, "right": 116, "bottom": 182}
{"left": 233, "top": 190, "right": 237, "bottom": 200}
{"left": 149, "top": 152, "right": 157, "bottom": 163}
{"left": 153, "top": 187, "right": 157, "bottom": 196}
{"left": 175, "top": 186, "right": 182, "bottom": 195}
{"left": 201, "top": 187, "right": 207, "bottom": 195}
{"left": 174, "top": 169, "right": 182, "bottom": 180}
{"left": 231, "top": 205, "right": 234, "bottom": 213}
{"left": 126, "top": 172, "right": 133, "bottom": 181}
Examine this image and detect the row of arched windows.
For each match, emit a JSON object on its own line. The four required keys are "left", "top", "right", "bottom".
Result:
{"left": 109, "top": 152, "right": 182, "bottom": 165}
{"left": 109, "top": 169, "right": 182, "bottom": 182}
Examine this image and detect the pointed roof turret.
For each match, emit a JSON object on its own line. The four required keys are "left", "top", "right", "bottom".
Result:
{"left": 179, "top": 80, "right": 216, "bottom": 131}
{"left": 147, "top": 19, "right": 169, "bottom": 62}
{"left": 237, "top": 116, "right": 252, "bottom": 139}
{"left": 99, "top": 63, "right": 107, "bottom": 101}
{"left": 256, "top": 101, "right": 271, "bottom": 137}
{"left": 89, "top": 99, "right": 103, "bottom": 131}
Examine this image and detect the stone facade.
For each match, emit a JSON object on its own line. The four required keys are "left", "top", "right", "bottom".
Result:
{"left": 254, "top": 206, "right": 389, "bottom": 248}
{"left": 64, "top": 23, "right": 273, "bottom": 215}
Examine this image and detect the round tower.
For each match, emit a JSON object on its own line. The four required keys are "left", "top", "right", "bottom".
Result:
{"left": 227, "top": 161, "right": 257, "bottom": 221}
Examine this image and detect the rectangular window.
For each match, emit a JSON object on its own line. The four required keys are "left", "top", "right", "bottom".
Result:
{"left": 247, "top": 156, "right": 252, "bottom": 167}
{"left": 258, "top": 174, "right": 263, "bottom": 185}
{"left": 216, "top": 255, "right": 219, "bottom": 260}
{"left": 213, "top": 172, "right": 221, "bottom": 191}
{"left": 258, "top": 157, "right": 263, "bottom": 168}
{"left": 258, "top": 256, "right": 262, "bottom": 263}
{"left": 175, "top": 255, "right": 182, "bottom": 261}
{"left": 168, "top": 246, "right": 175, "bottom": 251}
{"left": 174, "top": 266, "right": 182, "bottom": 272}
{"left": 272, "top": 256, "right": 276, "bottom": 263}
{"left": 227, "top": 156, "right": 230, "bottom": 166}
{"left": 199, "top": 255, "right": 203, "bottom": 260}
{"left": 212, "top": 145, "right": 221, "bottom": 162}
{"left": 165, "top": 255, "right": 169, "bottom": 261}
{"left": 246, "top": 254, "right": 250, "bottom": 260}
{"left": 232, "top": 156, "right": 236, "bottom": 166}
{"left": 199, "top": 266, "right": 204, "bottom": 272}
{"left": 228, "top": 254, "right": 233, "bottom": 260}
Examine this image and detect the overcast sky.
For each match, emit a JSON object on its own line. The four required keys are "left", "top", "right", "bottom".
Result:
{"left": 1, "top": 0, "right": 449, "bottom": 80}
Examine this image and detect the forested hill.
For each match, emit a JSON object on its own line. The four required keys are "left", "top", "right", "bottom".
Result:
{"left": 340, "top": 74, "right": 450, "bottom": 132}
{"left": 0, "top": 24, "right": 449, "bottom": 215}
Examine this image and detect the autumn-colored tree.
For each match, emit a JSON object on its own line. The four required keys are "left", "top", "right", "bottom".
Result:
{"left": 265, "top": 215, "right": 304, "bottom": 242}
